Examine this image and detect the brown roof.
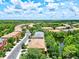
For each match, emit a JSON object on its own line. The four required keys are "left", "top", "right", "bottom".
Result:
{"left": 2, "top": 32, "right": 21, "bottom": 39}
{"left": 28, "top": 38, "right": 47, "bottom": 51}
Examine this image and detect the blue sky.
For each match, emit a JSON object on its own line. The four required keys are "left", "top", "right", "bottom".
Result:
{"left": 0, "top": 0, "right": 79, "bottom": 20}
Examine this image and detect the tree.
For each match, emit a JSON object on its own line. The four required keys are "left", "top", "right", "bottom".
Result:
{"left": 22, "top": 44, "right": 27, "bottom": 49}
{"left": 4, "top": 43, "right": 13, "bottom": 51}
{"left": 64, "top": 35, "right": 74, "bottom": 46}
{"left": 8, "top": 37, "right": 15, "bottom": 45}
{"left": 0, "top": 50, "right": 5, "bottom": 57}
{"left": 45, "top": 32, "right": 59, "bottom": 58}
{"left": 63, "top": 44, "right": 78, "bottom": 58}
{"left": 20, "top": 48, "right": 46, "bottom": 59}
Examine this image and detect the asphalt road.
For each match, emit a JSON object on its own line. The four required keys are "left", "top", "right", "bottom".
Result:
{"left": 5, "top": 30, "right": 31, "bottom": 59}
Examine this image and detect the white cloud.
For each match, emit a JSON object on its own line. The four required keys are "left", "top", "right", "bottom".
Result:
{"left": 11, "top": 0, "right": 22, "bottom": 4}
{"left": 70, "top": 2, "right": 74, "bottom": 5}
{"left": 46, "top": 3, "right": 59, "bottom": 9}
{"left": 0, "top": 11, "right": 4, "bottom": 14}
{"left": 73, "top": 6, "right": 79, "bottom": 11}
{"left": 0, "top": 0, "right": 3, "bottom": 4}
{"left": 70, "top": 6, "right": 79, "bottom": 15}
{"left": 23, "top": 7, "right": 43, "bottom": 14}
{"left": 4, "top": 6, "right": 15, "bottom": 12}
{"left": 37, "top": 8, "right": 43, "bottom": 12}
{"left": 60, "top": 3, "right": 65, "bottom": 6}
{"left": 4, "top": 5, "right": 23, "bottom": 14}
{"left": 0, "top": 0, "right": 79, "bottom": 19}
{"left": 11, "top": 0, "right": 18, "bottom": 4}
{"left": 44, "top": 0, "right": 54, "bottom": 2}
{"left": 20, "top": 2, "right": 41, "bottom": 9}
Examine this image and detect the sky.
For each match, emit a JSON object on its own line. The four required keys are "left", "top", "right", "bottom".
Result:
{"left": 0, "top": 0, "right": 79, "bottom": 20}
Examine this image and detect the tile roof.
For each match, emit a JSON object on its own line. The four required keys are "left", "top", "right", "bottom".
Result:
{"left": 28, "top": 32, "right": 47, "bottom": 51}
{"left": 28, "top": 39, "right": 47, "bottom": 51}
{"left": 2, "top": 32, "right": 21, "bottom": 39}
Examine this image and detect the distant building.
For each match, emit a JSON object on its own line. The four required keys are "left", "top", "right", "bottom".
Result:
{"left": 56, "top": 24, "right": 71, "bottom": 30}
{"left": 49, "top": 29, "right": 61, "bottom": 32}
{"left": 56, "top": 26, "right": 67, "bottom": 30}
{"left": 28, "top": 23, "right": 34, "bottom": 28}
{"left": 42, "top": 27, "right": 61, "bottom": 32}
{"left": 62, "top": 29, "right": 74, "bottom": 32}
{"left": 63, "top": 24, "right": 71, "bottom": 27}
{"left": 14, "top": 24, "right": 27, "bottom": 32}
{"left": 42, "top": 27, "right": 53, "bottom": 30}
{"left": 14, "top": 25, "right": 22, "bottom": 32}
{"left": 28, "top": 32, "right": 47, "bottom": 52}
